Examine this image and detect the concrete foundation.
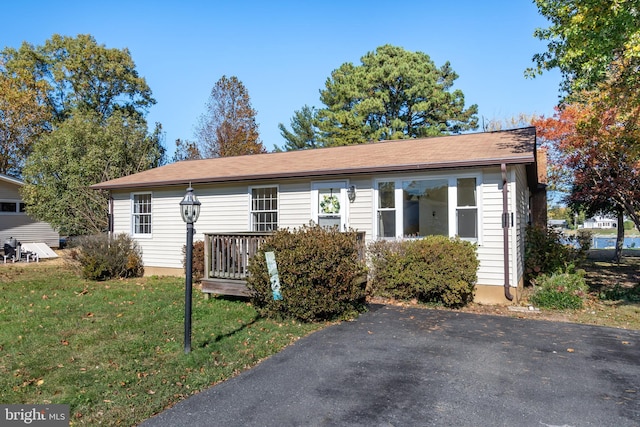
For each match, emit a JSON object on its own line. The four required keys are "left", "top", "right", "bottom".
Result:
{"left": 474, "top": 281, "right": 524, "bottom": 305}
{"left": 144, "top": 266, "right": 183, "bottom": 277}
{"left": 143, "top": 265, "right": 525, "bottom": 306}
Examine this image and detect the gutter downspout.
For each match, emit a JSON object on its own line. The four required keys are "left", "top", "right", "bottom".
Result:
{"left": 502, "top": 164, "right": 514, "bottom": 301}
{"left": 108, "top": 194, "right": 114, "bottom": 238}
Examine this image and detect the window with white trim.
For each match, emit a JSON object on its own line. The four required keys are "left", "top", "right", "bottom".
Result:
{"left": 251, "top": 186, "right": 278, "bottom": 231}
{"left": 132, "top": 193, "right": 152, "bottom": 235}
{"left": 375, "top": 175, "right": 480, "bottom": 242}
{"left": 377, "top": 182, "right": 396, "bottom": 238}
{"left": 456, "top": 178, "right": 477, "bottom": 239}
{"left": 0, "top": 200, "right": 25, "bottom": 214}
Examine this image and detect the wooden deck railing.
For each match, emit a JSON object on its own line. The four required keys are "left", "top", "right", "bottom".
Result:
{"left": 202, "top": 232, "right": 272, "bottom": 296}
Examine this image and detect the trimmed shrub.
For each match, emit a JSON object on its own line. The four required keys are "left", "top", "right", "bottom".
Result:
{"left": 368, "top": 236, "right": 478, "bottom": 308}
{"left": 529, "top": 269, "right": 588, "bottom": 310}
{"left": 246, "top": 225, "right": 367, "bottom": 322}
{"left": 68, "top": 233, "right": 144, "bottom": 280}
{"left": 182, "top": 240, "right": 205, "bottom": 282}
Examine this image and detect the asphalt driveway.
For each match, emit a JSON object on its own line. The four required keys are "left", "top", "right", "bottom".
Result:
{"left": 141, "top": 305, "right": 640, "bottom": 427}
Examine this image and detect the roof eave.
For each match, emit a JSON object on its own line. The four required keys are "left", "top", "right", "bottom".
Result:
{"left": 91, "top": 155, "right": 534, "bottom": 191}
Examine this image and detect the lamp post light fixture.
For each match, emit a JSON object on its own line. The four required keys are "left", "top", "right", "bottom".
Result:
{"left": 180, "top": 186, "right": 201, "bottom": 354}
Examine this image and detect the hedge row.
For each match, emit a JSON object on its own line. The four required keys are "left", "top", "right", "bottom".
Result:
{"left": 368, "top": 236, "right": 478, "bottom": 308}
{"left": 247, "top": 228, "right": 479, "bottom": 321}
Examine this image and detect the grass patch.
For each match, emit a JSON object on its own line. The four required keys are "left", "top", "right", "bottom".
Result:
{"left": 515, "top": 250, "right": 640, "bottom": 329}
{"left": 0, "top": 263, "right": 321, "bottom": 425}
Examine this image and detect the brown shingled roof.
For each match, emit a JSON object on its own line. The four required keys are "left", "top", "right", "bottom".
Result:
{"left": 92, "top": 127, "right": 537, "bottom": 190}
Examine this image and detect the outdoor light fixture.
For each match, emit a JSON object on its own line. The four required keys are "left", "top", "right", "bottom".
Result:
{"left": 180, "top": 186, "right": 201, "bottom": 223}
{"left": 347, "top": 185, "right": 356, "bottom": 203}
{"left": 180, "top": 186, "right": 201, "bottom": 354}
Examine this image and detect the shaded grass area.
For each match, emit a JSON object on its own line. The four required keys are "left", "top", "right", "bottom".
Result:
{"left": 573, "top": 249, "right": 640, "bottom": 329}
{"left": 511, "top": 249, "right": 640, "bottom": 329}
{"left": 583, "top": 250, "right": 640, "bottom": 300}
{"left": 0, "top": 263, "right": 320, "bottom": 425}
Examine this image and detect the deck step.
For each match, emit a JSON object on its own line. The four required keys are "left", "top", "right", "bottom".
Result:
{"left": 201, "top": 278, "right": 251, "bottom": 297}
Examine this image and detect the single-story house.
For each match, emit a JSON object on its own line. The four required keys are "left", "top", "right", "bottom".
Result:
{"left": 92, "top": 127, "right": 547, "bottom": 304}
{"left": 0, "top": 173, "right": 60, "bottom": 249}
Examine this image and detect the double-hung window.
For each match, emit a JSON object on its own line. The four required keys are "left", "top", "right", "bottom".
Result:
{"left": 377, "top": 182, "right": 396, "bottom": 238}
{"left": 132, "top": 193, "right": 152, "bottom": 236}
{"left": 456, "top": 178, "right": 478, "bottom": 239}
{"left": 251, "top": 186, "right": 278, "bottom": 231}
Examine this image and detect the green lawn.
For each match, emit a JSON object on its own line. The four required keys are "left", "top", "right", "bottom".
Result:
{"left": 0, "top": 263, "right": 321, "bottom": 425}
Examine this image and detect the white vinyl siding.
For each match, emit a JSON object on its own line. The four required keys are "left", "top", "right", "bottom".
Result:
{"left": 515, "top": 165, "right": 529, "bottom": 286}
{"left": 0, "top": 182, "right": 21, "bottom": 199}
{"left": 475, "top": 168, "right": 508, "bottom": 286}
{"left": 346, "top": 177, "right": 373, "bottom": 238}
{"left": 278, "top": 181, "right": 311, "bottom": 230}
{"left": 113, "top": 185, "right": 253, "bottom": 270}
{"left": 0, "top": 216, "right": 59, "bottom": 248}
{"left": 472, "top": 167, "right": 520, "bottom": 289}
{"left": 0, "top": 179, "right": 59, "bottom": 248}
{"left": 111, "top": 166, "right": 528, "bottom": 291}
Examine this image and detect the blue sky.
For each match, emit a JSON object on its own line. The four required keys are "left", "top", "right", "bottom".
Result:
{"left": 2, "top": 1, "right": 561, "bottom": 154}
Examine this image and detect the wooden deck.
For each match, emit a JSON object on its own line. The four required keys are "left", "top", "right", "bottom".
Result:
{"left": 201, "top": 232, "right": 272, "bottom": 297}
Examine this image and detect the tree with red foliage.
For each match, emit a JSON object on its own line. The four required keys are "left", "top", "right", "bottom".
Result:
{"left": 534, "top": 102, "right": 640, "bottom": 260}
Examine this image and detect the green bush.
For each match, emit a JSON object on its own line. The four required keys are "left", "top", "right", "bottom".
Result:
{"left": 368, "top": 236, "right": 478, "bottom": 308}
{"left": 529, "top": 269, "right": 588, "bottom": 310}
{"left": 68, "top": 233, "right": 144, "bottom": 280}
{"left": 246, "top": 225, "right": 367, "bottom": 322}
{"left": 524, "top": 225, "right": 590, "bottom": 285}
{"left": 182, "top": 240, "right": 205, "bottom": 282}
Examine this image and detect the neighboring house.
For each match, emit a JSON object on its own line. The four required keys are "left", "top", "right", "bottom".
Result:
{"left": 582, "top": 215, "right": 617, "bottom": 229}
{"left": 0, "top": 174, "right": 60, "bottom": 249}
{"left": 548, "top": 219, "right": 568, "bottom": 230}
{"left": 92, "top": 127, "right": 547, "bottom": 304}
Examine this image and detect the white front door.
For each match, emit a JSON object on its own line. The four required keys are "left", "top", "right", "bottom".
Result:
{"left": 312, "top": 181, "right": 347, "bottom": 230}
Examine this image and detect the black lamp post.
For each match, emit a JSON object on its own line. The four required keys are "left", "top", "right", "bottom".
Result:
{"left": 180, "top": 186, "right": 201, "bottom": 354}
